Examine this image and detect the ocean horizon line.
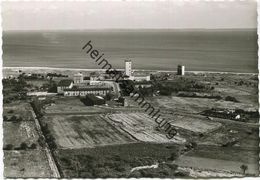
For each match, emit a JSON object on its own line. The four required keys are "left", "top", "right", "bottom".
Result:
{"left": 3, "top": 28, "right": 257, "bottom": 33}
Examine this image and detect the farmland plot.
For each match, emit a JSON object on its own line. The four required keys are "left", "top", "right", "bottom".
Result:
{"left": 44, "top": 97, "right": 110, "bottom": 114}
{"left": 155, "top": 97, "right": 257, "bottom": 113}
{"left": 43, "top": 115, "right": 135, "bottom": 149}
{"left": 106, "top": 113, "right": 186, "bottom": 143}
{"left": 168, "top": 114, "right": 222, "bottom": 133}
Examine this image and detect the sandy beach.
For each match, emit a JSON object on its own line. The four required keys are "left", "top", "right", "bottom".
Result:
{"left": 3, "top": 66, "right": 257, "bottom": 75}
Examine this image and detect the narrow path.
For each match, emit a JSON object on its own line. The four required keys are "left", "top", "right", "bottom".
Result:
{"left": 31, "top": 107, "right": 61, "bottom": 178}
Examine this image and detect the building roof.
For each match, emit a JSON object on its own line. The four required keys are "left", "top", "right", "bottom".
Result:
{"left": 74, "top": 73, "right": 83, "bottom": 77}
{"left": 134, "top": 81, "right": 152, "bottom": 85}
{"left": 58, "top": 79, "right": 73, "bottom": 86}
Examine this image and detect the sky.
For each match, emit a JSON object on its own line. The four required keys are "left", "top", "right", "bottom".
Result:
{"left": 2, "top": 0, "right": 257, "bottom": 30}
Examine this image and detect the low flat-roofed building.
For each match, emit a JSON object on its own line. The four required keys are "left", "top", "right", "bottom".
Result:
{"left": 127, "top": 75, "right": 151, "bottom": 81}
{"left": 57, "top": 79, "right": 73, "bottom": 94}
{"left": 64, "top": 86, "right": 112, "bottom": 96}
{"left": 134, "top": 81, "right": 152, "bottom": 88}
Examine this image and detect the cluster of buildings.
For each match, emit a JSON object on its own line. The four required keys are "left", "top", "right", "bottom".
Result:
{"left": 56, "top": 60, "right": 185, "bottom": 97}
{"left": 57, "top": 59, "right": 152, "bottom": 97}
{"left": 57, "top": 74, "right": 112, "bottom": 96}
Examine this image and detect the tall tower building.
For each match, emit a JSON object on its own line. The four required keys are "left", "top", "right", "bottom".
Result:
{"left": 125, "top": 60, "right": 132, "bottom": 77}
{"left": 177, "top": 65, "right": 185, "bottom": 76}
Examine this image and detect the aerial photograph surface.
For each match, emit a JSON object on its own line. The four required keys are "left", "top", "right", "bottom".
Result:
{"left": 2, "top": 0, "right": 259, "bottom": 178}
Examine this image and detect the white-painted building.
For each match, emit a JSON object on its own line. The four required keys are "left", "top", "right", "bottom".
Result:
{"left": 125, "top": 60, "right": 132, "bottom": 77}
{"left": 64, "top": 87, "right": 112, "bottom": 96}
{"left": 177, "top": 65, "right": 185, "bottom": 76}
{"left": 128, "top": 75, "right": 150, "bottom": 82}
{"left": 74, "top": 72, "right": 84, "bottom": 84}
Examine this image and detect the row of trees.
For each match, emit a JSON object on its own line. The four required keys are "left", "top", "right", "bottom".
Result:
{"left": 3, "top": 115, "right": 23, "bottom": 122}
{"left": 4, "top": 142, "right": 37, "bottom": 150}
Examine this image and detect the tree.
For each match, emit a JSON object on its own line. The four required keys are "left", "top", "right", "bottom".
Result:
{"left": 240, "top": 164, "right": 248, "bottom": 174}
{"left": 10, "top": 115, "right": 17, "bottom": 121}
{"left": 20, "top": 142, "right": 28, "bottom": 150}
{"left": 4, "top": 144, "right": 13, "bottom": 150}
{"left": 105, "top": 93, "right": 114, "bottom": 101}
{"left": 30, "top": 143, "right": 37, "bottom": 149}
{"left": 167, "top": 152, "right": 179, "bottom": 161}
{"left": 3, "top": 116, "right": 8, "bottom": 121}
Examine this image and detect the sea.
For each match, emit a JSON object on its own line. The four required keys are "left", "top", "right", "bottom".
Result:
{"left": 2, "top": 29, "right": 258, "bottom": 73}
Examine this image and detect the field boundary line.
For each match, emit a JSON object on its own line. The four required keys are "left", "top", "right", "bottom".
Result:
{"left": 31, "top": 107, "right": 61, "bottom": 178}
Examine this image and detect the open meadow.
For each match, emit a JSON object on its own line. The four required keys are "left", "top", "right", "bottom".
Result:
{"left": 174, "top": 145, "right": 259, "bottom": 176}
{"left": 3, "top": 121, "right": 39, "bottom": 149}
{"left": 3, "top": 101, "right": 35, "bottom": 121}
{"left": 4, "top": 150, "right": 53, "bottom": 178}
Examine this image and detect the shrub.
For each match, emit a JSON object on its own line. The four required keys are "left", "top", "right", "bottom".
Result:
{"left": 225, "top": 96, "right": 239, "bottom": 102}
{"left": 30, "top": 143, "right": 37, "bottom": 149}
{"left": 20, "top": 142, "right": 28, "bottom": 150}
{"left": 37, "top": 137, "right": 45, "bottom": 148}
{"left": 3, "top": 116, "right": 8, "bottom": 121}
{"left": 240, "top": 164, "right": 248, "bottom": 174}
{"left": 174, "top": 171, "right": 189, "bottom": 177}
{"left": 9, "top": 115, "right": 17, "bottom": 121}
{"left": 4, "top": 144, "right": 13, "bottom": 150}
{"left": 167, "top": 152, "right": 179, "bottom": 161}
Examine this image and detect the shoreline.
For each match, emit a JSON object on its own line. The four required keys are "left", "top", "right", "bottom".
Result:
{"left": 3, "top": 66, "right": 257, "bottom": 75}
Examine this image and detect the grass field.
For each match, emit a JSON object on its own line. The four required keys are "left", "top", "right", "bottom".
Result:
{"left": 42, "top": 114, "right": 135, "bottom": 149}
{"left": 4, "top": 150, "right": 53, "bottom": 178}
{"left": 174, "top": 146, "right": 259, "bottom": 175}
{"left": 168, "top": 114, "right": 222, "bottom": 133}
{"left": 3, "top": 101, "right": 35, "bottom": 121}
{"left": 3, "top": 121, "right": 40, "bottom": 149}
{"left": 154, "top": 96, "right": 257, "bottom": 114}
{"left": 198, "top": 124, "right": 259, "bottom": 148}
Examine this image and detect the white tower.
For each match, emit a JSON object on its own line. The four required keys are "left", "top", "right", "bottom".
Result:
{"left": 177, "top": 65, "right": 185, "bottom": 76}
{"left": 125, "top": 60, "right": 132, "bottom": 77}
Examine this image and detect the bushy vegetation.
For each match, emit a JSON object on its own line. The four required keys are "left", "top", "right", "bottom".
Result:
{"left": 3, "top": 77, "right": 29, "bottom": 103}
{"left": 47, "top": 73, "right": 68, "bottom": 78}
{"left": 41, "top": 124, "right": 57, "bottom": 150}
{"left": 41, "top": 80, "right": 57, "bottom": 93}
{"left": 3, "top": 142, "right": 37, "bottom": 150}
{"left": 155, "top": 79, "right": 212, "bottom": 96}
{"left": 225, "top": 96, "right": 239, "bottom": 102}
{"left": 3, "top": 115, "right": 23, "bottom": 122}
{"left": 201, "top": 108, "right": 259, "bottom": 122}
{"left": 177, "top": 92, "right": 222, "bottom": 100}
{"left": 56, "top": 143, "right": 181, "bottom": 178}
